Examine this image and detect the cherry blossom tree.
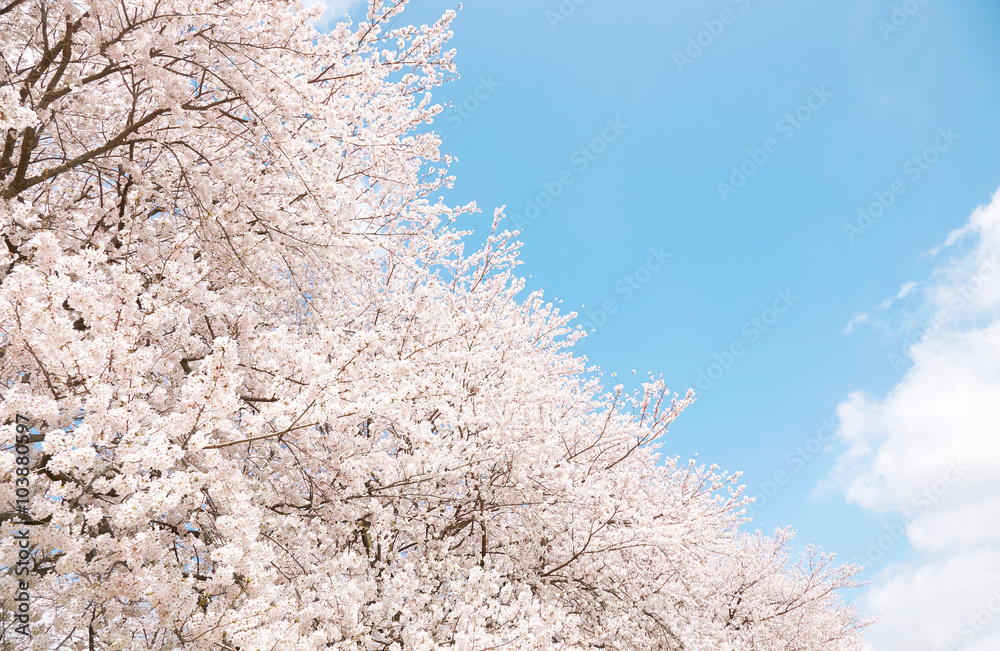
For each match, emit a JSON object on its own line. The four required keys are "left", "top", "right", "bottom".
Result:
{"left": 0, "top": 0, "right": 870, "bottom": 648}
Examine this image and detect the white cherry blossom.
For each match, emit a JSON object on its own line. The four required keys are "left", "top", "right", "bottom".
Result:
{"left": 1, "top": 0, "right": 868, "bottom": 648}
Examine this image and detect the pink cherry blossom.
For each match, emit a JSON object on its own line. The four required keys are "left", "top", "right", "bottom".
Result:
{"left": 1, "top": 1, "right": 869, "bottom": 648}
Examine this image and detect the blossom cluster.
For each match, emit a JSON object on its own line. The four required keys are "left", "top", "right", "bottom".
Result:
{"left": 1, "top": 0, "right": 868, "bottom": 648}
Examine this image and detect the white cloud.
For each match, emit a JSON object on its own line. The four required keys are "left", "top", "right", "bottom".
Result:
{"left": 863, "top": 549, "right": 1000, "bottom": 651}
{"left": 843, "top": 281, "right": 922, "bottom": 334}
{"left": 875, "top": 279, "right": 918, "bottom": 312}
{"left": 307, "top": 0, "right": 362, "bottom": 33}
{"left": 826, "top": 188, "right": 1000, "bottom": 650}
{"left": 843, "top": 311, "right": 870, "bottom": 335}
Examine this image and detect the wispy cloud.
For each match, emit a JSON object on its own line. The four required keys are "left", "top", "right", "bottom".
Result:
{"left": 842, "top": 311, "right": 870, "bottom": 335}
{"left": 842, "top": 280, "right": 920, "bottom": 334}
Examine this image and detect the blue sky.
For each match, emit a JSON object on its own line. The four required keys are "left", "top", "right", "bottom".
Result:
{"left": 324, "top": 1, "right": 1000, "bottom": 644}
